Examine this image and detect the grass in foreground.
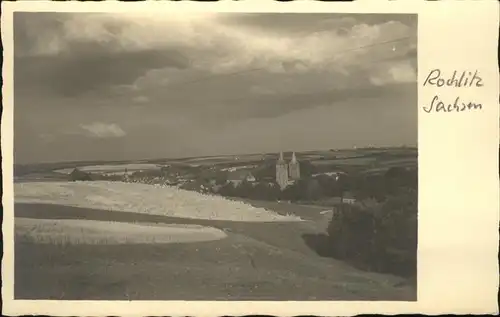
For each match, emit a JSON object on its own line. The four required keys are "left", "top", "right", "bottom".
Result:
{"left": 14, "top": 203, "right": 416, "bottom": 301}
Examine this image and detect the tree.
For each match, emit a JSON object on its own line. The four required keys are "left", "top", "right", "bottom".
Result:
{"left": 235, "top": 180, "right": 254, "bottom": 198}
{"left": 336, "top": 173, "right": 349, "bottom": 203}
{"left": 281, "top": 182, "right": 302, "bottom": 201}
{"left": 326, "top": 188, "right": 417, "bottom": 277}
{"left": 350, "top": 174, "right": 387, "bottom": 202}
{"left": 299, "top": 160, "right": 316, "bottom": 178}
{"left": 304, "top": 178, "right": 323, "bottom": 200}
{"left": 384, "top": 166, "right": 417, "bottom": 195}
{"left": 253, "top": 162, "right": 275, "bottom": 181}
{"left": 315, "top": 174, "right": 340, "bottom": 197}
{"left": 252, "top": 182, "right": 280, "bottom": 201}
{"left": 218, "top": 182, "right": 236, "bottom": 197}
{"left": 215, "top": 174, "right": 228, "bottom": 185}
{"left": 385, "top": 166, "right": 408, "bottom": 181}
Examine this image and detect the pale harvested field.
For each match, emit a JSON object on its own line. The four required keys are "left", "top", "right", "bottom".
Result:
{"left": 16, "top": 218, "right": 227, "bottom": 245}
{"left": 15, "top": 181, "right": 302, "bottom": 222}
{"left": 54, "top": 163, "right": 160, "bottom": 174}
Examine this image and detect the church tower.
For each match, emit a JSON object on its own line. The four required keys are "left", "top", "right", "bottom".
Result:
{"left": 276, "top": 151, "right": 289, "bottom": 190}
{"left": 288, "top": 152, "right": 300, "bottom": 180}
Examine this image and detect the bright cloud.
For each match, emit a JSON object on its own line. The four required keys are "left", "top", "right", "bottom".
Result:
{"left": 22, "top": 13, "right": 416, "bottom": 80}
{"left": 369, "top": 61, "right": 417, "bottom": 86}
{"left": 79, "top": 122, "right": 126, "bottom": 138}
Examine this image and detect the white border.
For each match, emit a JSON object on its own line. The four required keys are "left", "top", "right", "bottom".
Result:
{"left": 2, "top": 1, "right": 499, "bottom": 315}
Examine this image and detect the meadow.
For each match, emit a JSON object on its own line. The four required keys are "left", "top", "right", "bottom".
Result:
{"left": 15, "top": 203, "right": 415, "bottom": 300}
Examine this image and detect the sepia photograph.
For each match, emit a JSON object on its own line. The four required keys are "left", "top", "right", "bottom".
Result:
{"left": 11, "top": 11, "right": 419, "bottom": 301}
{"left": 3, "top": 0, "right": 500, "bottom": 315}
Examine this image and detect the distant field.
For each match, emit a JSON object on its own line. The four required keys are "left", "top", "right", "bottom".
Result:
{"left": 16, "top": 148, "right": 417, "bottom": 181}
{"left": 166, "top": 154, "right": 266, "bottom": 165}
{"left": 311, "top": 157, "right": 376, "bottom": 166}
{"left": 303, "top": 150, "right": 366, "bottom": 159}
{"left": 300, "top": 154, "right": 324, "bottom": 160}
{"left": 50, "top": 155, "right": 415, "bottom": 174}
{"left": 220, "top": 165, "right": 257, "bottom": 172}
{"left": 377, "top": 158, "right": 417, "bottom": 166}
{"left": 54, "top": 164, "right": 160, "bottom": 174}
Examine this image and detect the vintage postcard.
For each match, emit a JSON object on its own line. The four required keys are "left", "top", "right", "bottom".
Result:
{"left": 1, "top": 0, "right": 499, "bottom": 316}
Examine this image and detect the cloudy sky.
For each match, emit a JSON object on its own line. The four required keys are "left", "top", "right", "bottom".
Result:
{"left": 14, "top": 12, "right": 417, "bottom": 164}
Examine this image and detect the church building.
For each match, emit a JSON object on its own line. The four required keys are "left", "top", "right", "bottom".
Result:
{"left": 288, "top": 152, "right": 300, "bottom": 180}
{"left": 275, "top": 151, "right": 301, "bottom": 190}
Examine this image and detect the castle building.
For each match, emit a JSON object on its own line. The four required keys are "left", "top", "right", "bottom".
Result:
{"left": 275, "top": 151, "right": 301, "bottom": 190}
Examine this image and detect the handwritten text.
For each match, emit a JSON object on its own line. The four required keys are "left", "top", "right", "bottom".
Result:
{"left": 422, "top": 69, "right": 483, "bottom": 113}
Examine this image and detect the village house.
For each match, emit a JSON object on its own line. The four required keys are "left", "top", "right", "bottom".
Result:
{"left": 320, "top": 192, "right": 357, "bottom": 206}
{"left": 337, "top": 192, "right": 356, "bottom": 204}
{"left": 342, "top": 196, "right": 356, "bottom": 204}
{"left": 227, "top": 170, "right": 256, "bottom": 187}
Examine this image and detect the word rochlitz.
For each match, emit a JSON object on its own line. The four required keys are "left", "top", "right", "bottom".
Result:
{"left": 422, "top": 69, "right": 483, "bottom": 113}
{"left": 423, "top": 69, "right": 483, "bottom": 88}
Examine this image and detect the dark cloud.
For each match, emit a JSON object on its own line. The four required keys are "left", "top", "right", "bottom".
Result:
{"left": 14, "top": 12, "right": 67, "bottom": 56}
{"left": 15, "top": 47, "right": 190, "bottom": 97}
{"left": 14, "top": 12, "right": 125, "bottom": 56}
{"left": 219, "top": 13, "right": 417, "bottom": 35}
{"left": 219, "top": 13, "right": 351, "bottom": 34}
{"left": 340, "top": 13, "right": 417, "bottom": 27}
{"left": 216, "top": 82, "right": 416, "bottom": 120}
{"left": 14, "top": 12, "right": 192, "bottom": 97}
{"left": 144, "top": 71, "right": 414, "bottom": 124}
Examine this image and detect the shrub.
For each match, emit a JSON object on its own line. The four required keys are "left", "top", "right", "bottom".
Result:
{"left": 218, "top": 182, "right": 237, "bottom": 197}
{"left": 252, "top": 182, "right": 281, "bottom": 201}
{"left": 326, "top": 190, "right": 417, "bottom": 277}
{"left": 280, "top": 181, "right": 303, "bottom": 201}
{"left": 69, "top": 168, "right": 92, "bottom": 182}
{"left": 129, "top": 169, "right": 164, "bottom": 179}
{"left": 214, "top": 174, "right": 228, "bottom": 185}
{"left": 252, "top": 162, "right": 276, "bottom": 181}
{"left": 222, "top": 180, "right": 282, "bottom": 201}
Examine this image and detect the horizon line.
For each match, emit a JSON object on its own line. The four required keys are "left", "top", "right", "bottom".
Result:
{"left": 14, "top": 144, "right": 418, "bottom": 167}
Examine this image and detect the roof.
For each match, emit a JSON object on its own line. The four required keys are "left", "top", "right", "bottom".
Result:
{"left": 227, "top": 170, "right": 254, "bottom": 181}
